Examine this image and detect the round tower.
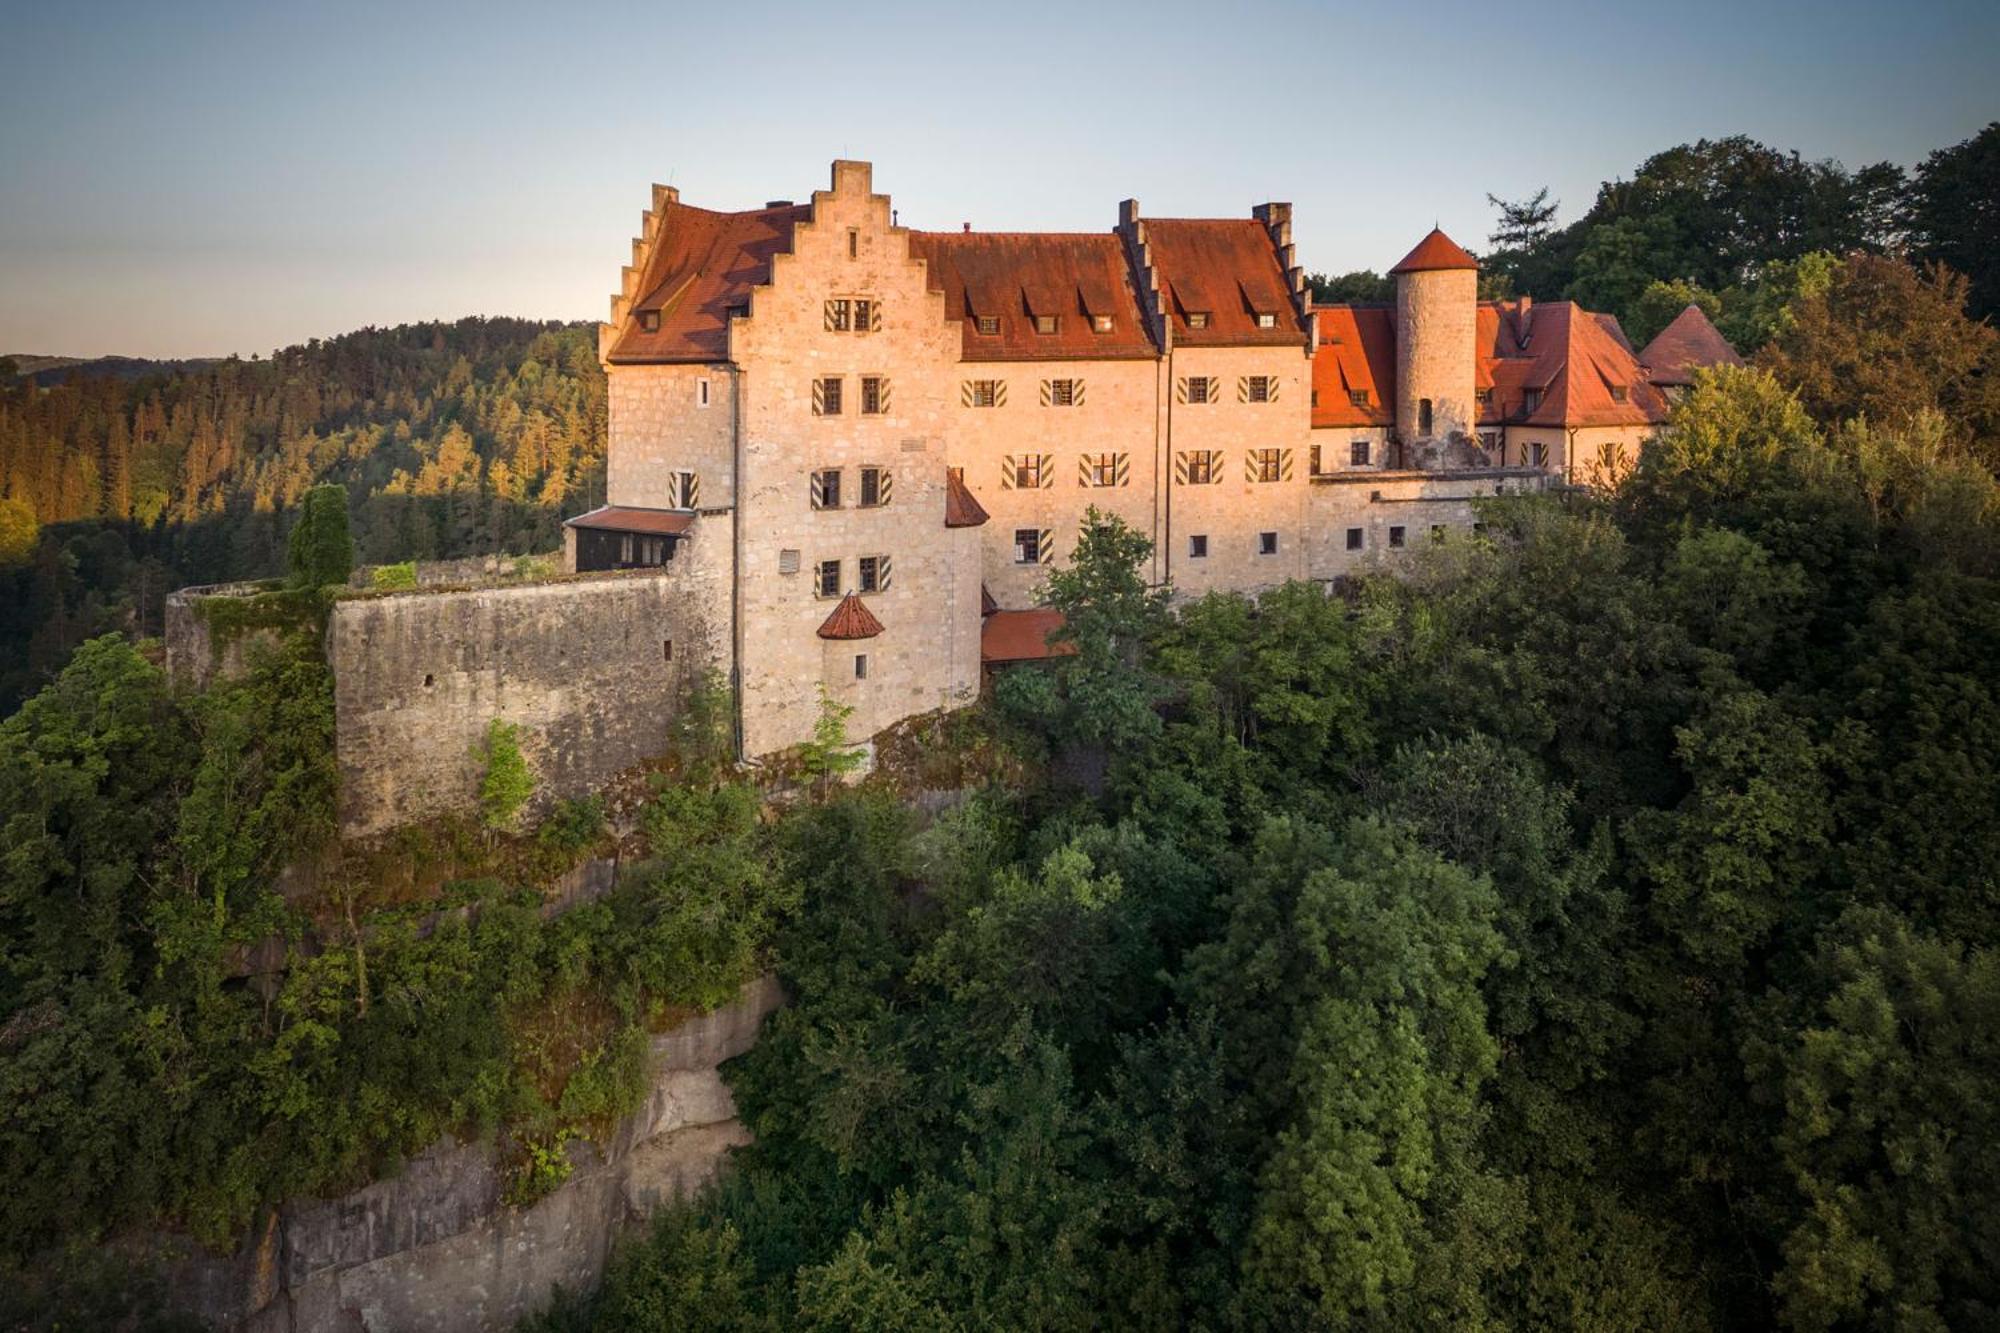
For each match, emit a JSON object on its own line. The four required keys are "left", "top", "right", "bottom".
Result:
{"left": 1390, "top": 227, "right": 1479, "bottom": 451}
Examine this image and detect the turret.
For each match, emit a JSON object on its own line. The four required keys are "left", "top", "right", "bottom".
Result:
{"left": 1390, "top": 227, "right": 1479, "bottom": 450}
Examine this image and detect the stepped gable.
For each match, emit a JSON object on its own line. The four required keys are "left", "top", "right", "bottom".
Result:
{"left": 605, "top": 192, "right": 811, "bottom": 364}
{"left": 1639, "top": 303, "right": 1744, "bottom": 387}
{"left": 816, "top": 593, "right": 884, "bottom": 641}
{"left": 1144, "top": 217, "right": 1307, "bottom": 347}
{"left": 1310, "top": 304, "right": 1396, "bottom": 427}
{"left": 944, "top": 466, "right": 989, "bottom": 528}
{"left": 909, "top": 231, "right": 1156, "bottom": 361}
{"left": 1389, "top": 226, "right": 1480, "bottom": 274}
{"left": 1476, "top": 300, "right": 1668, "bottom": 428}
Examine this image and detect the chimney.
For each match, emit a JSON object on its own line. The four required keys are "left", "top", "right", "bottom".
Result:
{"left": 963, "top": 221, "right": 971, "bottom": 233}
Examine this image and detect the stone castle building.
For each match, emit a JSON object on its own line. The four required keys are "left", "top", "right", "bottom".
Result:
{"left": 169, "top": 159, "right": 1737, "bottom": 837}
{"left": 564, "top": 159, "right": 1738, "bottom": 759}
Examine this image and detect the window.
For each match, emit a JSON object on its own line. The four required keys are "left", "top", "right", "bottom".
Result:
{"left": 1349, "top": 389, "right": 1370, "bottom": 407}
{"left": 1034, "top": 313, "right": 1058, "bottom": 335}
{"left": 1083, "top": 452, "right": 1126, "bottom": 487}
{"left": 1048, "top": 378, "right": 1077, "bottom": 407}
{"left": 1092, "top": 314, "right": 1113, "bottom": 333}
{"left": 811, "top": 468, "right": 842, "bottom": 510}
{"left": 662, "top": 639, "right": 674, "bottom": 661}
{"left": 1179, "top": 450, "right": 1218, "bottom": 485}
{"left": 861, "top": 376, "right": 886, "bottom": 415}
{"left": 424, "top": 672, "right": 435, "bottom": 687}
{"left": 1473, "top": 522, "right": 1489, "bottom": 536}
{"left": 1258, "top": 531, "right": 1278, "bottom": 556}
{"left": 976, "top": 315, "right": 1000, "bottom": 335}
{"left": 1346, "top": 527, "right": 1364, "bottom": 551}
{"left": 825, "top": 299, "right": 851, "bottom": 332}
{"left": 1187, "top": 311, "right": 1210, "bottom": 329}
{"left": 1350, "top": 439, "right": 1371, "bottom": 466}
{"left": 853, "top": 298, "right": 874, "bottom": 332}
{"left": 859, "top": 466, "right": 888, "bottom": 507}
{"left": 1189, "top": 534, "right": 1208, "bottom": 559}
{"left": 854, "top": 653, "right": 868, "bottom": 680}
{"left": 779, "top": 548, "right": 801, "bottom": 575}
{"left": 1610, "top": 384, "right": 1629, "bottom": 403}
{"left": 1184, "top": 376, "right": 1212, "bottom": 404}
{"left": 1311, "top": 389, "right": 1319, "bottom": 407}
{"left": 697, "top": 377, "right": 711, "bottom": 408}
{"left": 1475, "top": 387, "right": 1492, "bottom": 406}
{"left": 1255, "top": 312, "right": 1277, "bottom": 329}
{"left": 1430, "top": 524, "right": 1446, "bottom": 543}
{"left": 1529, "top": 442, "right": 1549, "bottom": 467}
{"left": 1250, "top": 448, "right": 1284, "bottom": 483}
{"left": 1389, "top": 525, "right": 1407, "bottom": 548}
{"left": 1478, "top": 431, "right": 1497, "bottom": 451}
{"left": 1012, "top": 455, "right": 1044, "bottom": 489}
{"left": 816, "top": 559, "right": 841, "bottom": 598}
{"left": 1418, "top": 398, "right": 1434, "bottom": 436}
{"left": 1014, "top": 528, "right": 1042, "bottom": 565}
{"left": 815, "top": 376, "right": 843, "bottom": 416}
{"left": 967, "top": 379, "right": 1000, "bottom": 408}
{"left": 639, "top": 310, "right": 660, "bottom": 333}
{"left": 669, "top": 470, "right": 699, "bottom": 509}
{"left": 859, "top": 555, "right": 888, "bottom": 593}
{"left": 847, "top": 228, "right": 859, "bottom": 259}
{"left": 1245, "top": 375, "right": 1272, "bottom": 403}
{"left": 1523, "top": 388, "right": 1543, "bottom": 412}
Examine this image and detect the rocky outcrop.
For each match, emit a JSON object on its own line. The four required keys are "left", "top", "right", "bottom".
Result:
{"left": 148, "top": 974, "right": 782, "bottom": 1332}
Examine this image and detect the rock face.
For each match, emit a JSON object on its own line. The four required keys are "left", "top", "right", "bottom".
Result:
{"left": 152, "top": 974, "right": 782, "bottom": 1332}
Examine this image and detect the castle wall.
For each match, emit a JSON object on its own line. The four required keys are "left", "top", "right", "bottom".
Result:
{"left": 727, "top": 161, "right": 982, "bottom": 759}
{"left": 1396, "top": 268, "right": 1478, "bottom": 443}
{"left": 1161, "top": 344, "right": 1316, "bottom": 597}
{"left": 607, "top": 362, "right": 735, "bottom": 510}
{"left": 327, "top": 539, "right": 728, "bottom": 839}
{"left": 1304, "top": 468, "right": 1552, "bottom": 582}
{"left": 946, "top": 356, "right": 1165, "bottom": 608}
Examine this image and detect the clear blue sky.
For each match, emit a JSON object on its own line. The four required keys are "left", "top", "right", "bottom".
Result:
{"left": 2, "top": 0, "right": 1994, "bottom": 359}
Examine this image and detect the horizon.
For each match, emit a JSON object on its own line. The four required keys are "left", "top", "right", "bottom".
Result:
{"left": 3, "top": 0, "right": 1995, "bottom": 361}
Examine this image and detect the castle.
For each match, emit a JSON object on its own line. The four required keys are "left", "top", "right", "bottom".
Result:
{"left": 564, "top": 159, "right": 1738, "bottom": 759}
{"left": 168, "top": 159, "right": 1739, "bottom": 837}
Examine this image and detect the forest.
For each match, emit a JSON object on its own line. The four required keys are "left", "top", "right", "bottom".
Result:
{"left": 1, "top": 125, "right": 1998, "bottom": 1330}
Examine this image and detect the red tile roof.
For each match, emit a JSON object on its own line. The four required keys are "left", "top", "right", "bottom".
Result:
{"left": 607, "top": 199, "right": 811, "bottom": 364}
{"left": 981, "top": 608, "right": 1074, "bottom": 664}
{"left": 1475, "top": 300, "right": 1668, "bottom": 428}
{"left": 909, "top": 231, "right": 1156, "bottom": 361}
{"left": 944, "top": 467, "right": 989, "bottom": 528}
{"left": 1144, "top": 219, "right": 1306, "bottom": 348}
{"left": 817, "top": 593, "right": 884, "bottom": 641}
{"left": 1311, "top": 305, "right": 1395, "bottom": 427}
{"left": 563, "top": 506, "right": 695, "bottom": 536}
{"left": 1389, "top": 227, "right": 1480, "bottom": 275}
{"left": 1639, "top": 304, "right": 1744, "bottom": 386}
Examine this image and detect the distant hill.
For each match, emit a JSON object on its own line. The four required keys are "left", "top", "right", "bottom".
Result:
{"left": 3, "top": 353, "right": 220, "bottom": 387}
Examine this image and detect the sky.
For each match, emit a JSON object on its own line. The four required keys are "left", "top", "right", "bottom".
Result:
{"left": 1, "top": 0, "right": 1994, "bottom": 359}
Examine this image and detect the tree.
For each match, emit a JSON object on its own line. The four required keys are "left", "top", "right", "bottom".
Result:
{"left": 0, "top": 497, "right": 36, "bottom": 566}
{"left": 1627, "top": 278, "right": 1723, "bottom": 349}
{"left": 1307, "top": 270, "right": 1393, "bottom": 303}
{"left": 1488, "top": 187, "right": 1558, "bottom": 251}
{"left": 286, "top": 483, "right": 354, "bottom": 588}
{"left": 1904, "top": 121, "right": 2000, "bottom": 321}
{"left": 1760, "top": 254, "right": 2000, "bottom": 459}
{"left": 475, "top": 718, "right": 534, "bottom": 832}
{"left": 798, "top": 685, "right": 866, "bottom": 797}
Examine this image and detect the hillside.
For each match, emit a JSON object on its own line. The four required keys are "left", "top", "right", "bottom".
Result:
{"left": 0, "top": 317, "right": 606, "bottom": 712}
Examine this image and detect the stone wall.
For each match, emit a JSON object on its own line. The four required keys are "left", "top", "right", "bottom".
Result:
{"left": 1395, "top": 267, "right": 1478, "bottom": 445}
{"left": 1303, "top": 467, "right": 1552, "bottom": 582}
{"left": 165, "top": 581, "right": 294, "bottom": 691}
{"left": 147, "top": 975, "right": 784, "bottom": 1333}
{"left": 328, "top": 547, "right": 728, "bottom": 839}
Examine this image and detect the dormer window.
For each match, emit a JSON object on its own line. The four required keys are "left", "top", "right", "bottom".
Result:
{"left": 1255, "top": 312, "right": 1277, "bottom": 329}
{"left": 1349, "top": 389, "right": 1370, "bottom": 407}
{"left": 976, "top": 315, "right": 1000, "bottom": 335}
{"left": 1187, "top": 312, "right": 1210, "bottom": 330}
{"left": 1092, "top": 314, "right": 1113, "bottom": 333}
{"left": 1610, "top": 384, "right": 1629, "bottom": 403}
{"left": 638, "top": 310, "right": 660, "bottom": 333}
{"left": 1523, "top": 388, "right": 1543, "bottom": 412}
{"left": 1034, "top": 314, "right": 1059, "bottom": 335}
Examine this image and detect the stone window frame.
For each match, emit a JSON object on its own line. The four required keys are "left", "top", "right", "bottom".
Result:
{"left": 1188, "top": 534, "right": 1209, "bottom": 559}
{"left": 1249, "top": 448, "right": 1285, "bottom": 483}
{"left": 697, "top": 377, "right": 711, "bottom": 409}
{"left": 1258, "top": 530, "right": 1279, "bottom": 556}
{"left": 1346, "top": 527, "right": 1364, "bottom": 551}
{"left": 860, "top": 375, "right": 889, "bottom": 416}
{"left": 1011, "top": 455, "right": 1045, "bottom": 490}
{"left": 811, "top": 467, "right": 843, "bottom": 510}
{"left": 816, "top": 558, "right": 842, "bottom": 598}
{"left": 1245, "top": 375, "right": 1273, "bottom": 404}
{"left": 965, "top": 379, "right": 1004, "bottom": 409}
{"left": 1179, "top": 449, "right": 1220, "bottom": 486}
{"left": 1013, "top": 528, "right": 1043, "bottom": 566}
{"left": 1389, "top": 525, "right": 1407, "bottom": 549}
{"left": 858, "top": 465, "right": 891, "bottom": 508}
{"left": 1047, "top": 378, "right": 1078, "bottom": 408}
{"left": 814, "top": 376, "right": 844, "bottom": 416}
{"left": 1349, "top": 439, "right": 1371, "bottom": 467}
{"left": 1081, "top": 452, "right": 1127, "bottom": 488}
{"left": 1184, "top": 375, "right": 1213, "bottom": 405}
{"left": 858, "top": 554, "right": 891, "bottom": 593}
{"left": 854, "top": 652, "right": 868, "bottom": 680}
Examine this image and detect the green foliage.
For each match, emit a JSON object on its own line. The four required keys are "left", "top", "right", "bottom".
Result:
{"left": 1306, "top": 269, "right": 1393, "bottom": 303}
{"left": 369, "top": 560, "right": 417, "bottom": 589}
{"left": 0, "top": 496, "right": 35, "bottom": 565}
{"left": 797, "top": 685, "right": 866, "bottom": 795}
{"left": 286, "top": 483, "right": 354, "bottom": 588}
{"left": 477, "top": 718, "right": 535, "bottom": 832}
{"left": 1904, "top": 121, "right": 2000, "bottom": 322}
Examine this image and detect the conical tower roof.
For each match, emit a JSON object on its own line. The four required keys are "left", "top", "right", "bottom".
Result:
{"left": 816, "top": 592, "right": 885, "bottom": 641}
{"left": 1389, "top": 227, "right": 1479, "bottom": 275}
